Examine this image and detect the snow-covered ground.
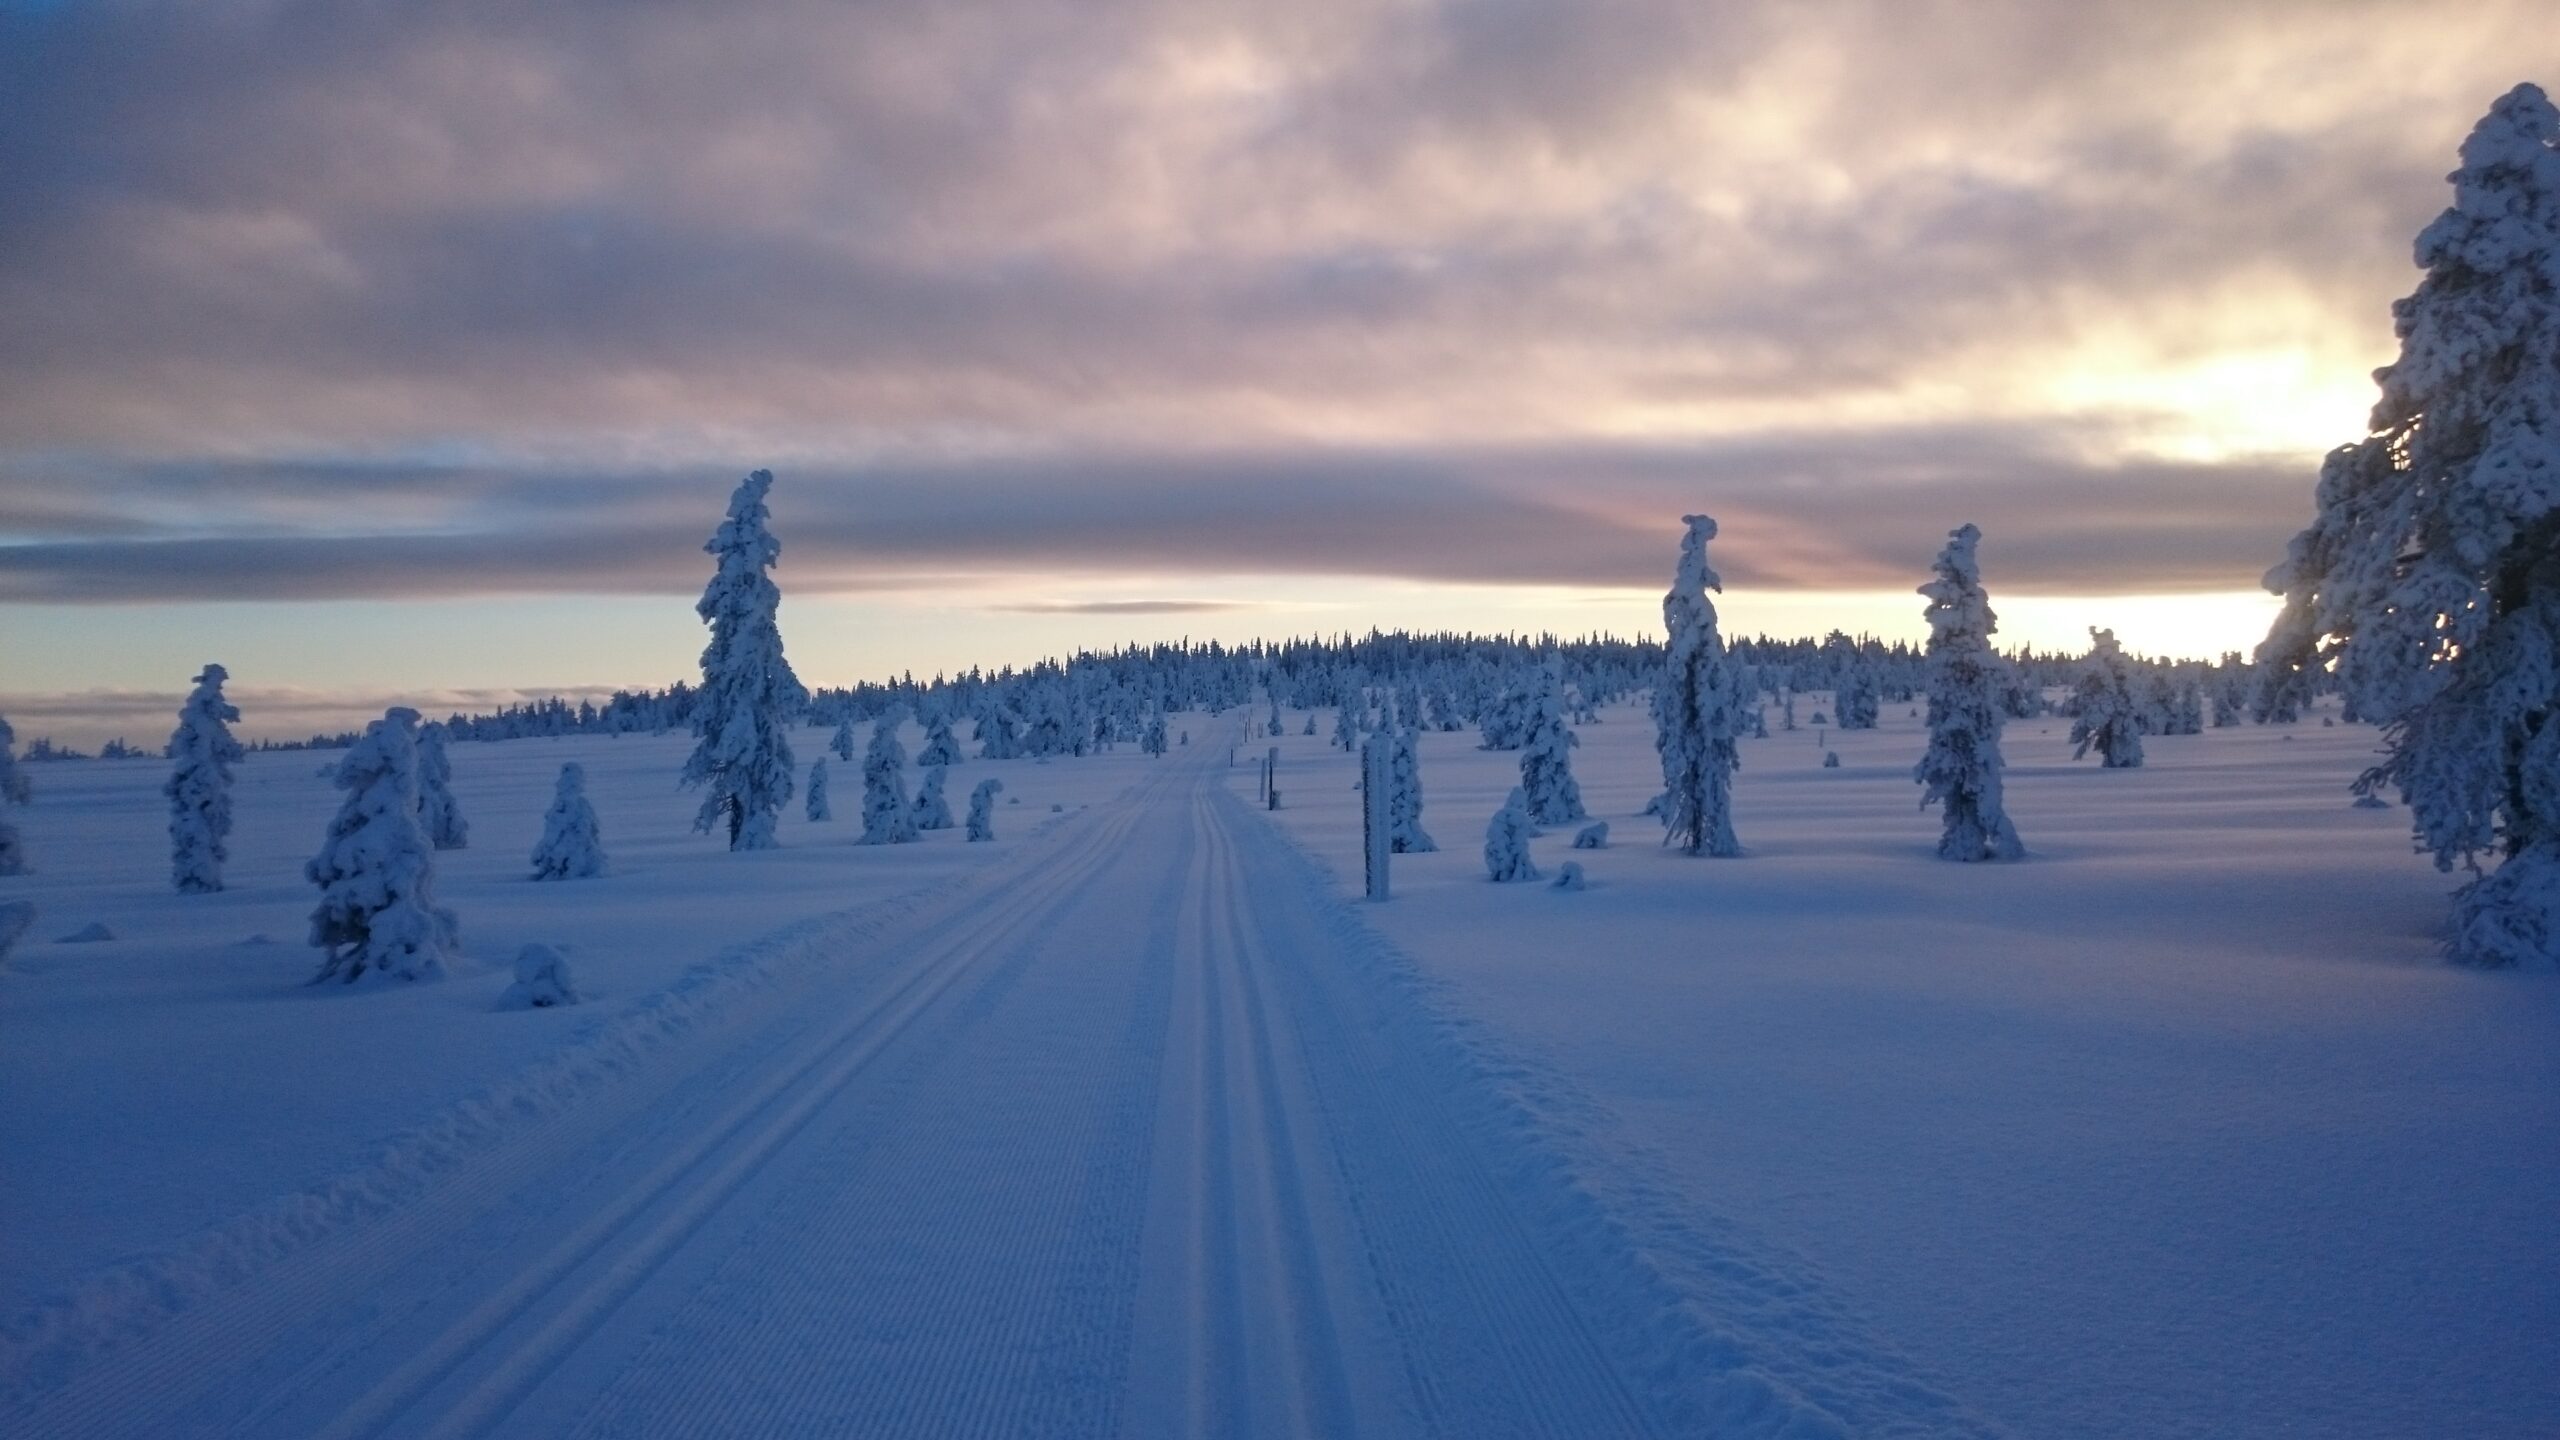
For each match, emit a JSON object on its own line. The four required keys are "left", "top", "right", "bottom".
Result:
{"left": 1, "top": 702, "right": 2554, "bottom": 1438}
{"left": 1246, "top": 698, "right": 2560, "bottom": 1438}
{"left": 0, "top": 722, "right": 1129, "bottom": 1305}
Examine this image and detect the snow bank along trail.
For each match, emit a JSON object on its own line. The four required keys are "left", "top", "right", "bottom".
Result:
{"left": 3, "top": 729, "right": 1890, "bottom": 1438}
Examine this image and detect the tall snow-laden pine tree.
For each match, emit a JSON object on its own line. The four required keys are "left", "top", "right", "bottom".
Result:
{"left": 913, "top": 764, "right": 955, "bottom": 830}
{"left": 1915, "top": 525, "right": 2024, "bottom": 861}
{"left": 1835, "top": 662, "right": 1881, "bottom": 730}
{"left": 2070, "top": 628, "right": 2146, "bottom": 768}
{"left": 918, "top": 709, "right": 963, "bottom": 768}
{"left": 861, "top": 708, "right": 920, "bottom": 845}
{"left": 530, "top": 762, "right": 607, "bottom": 880}
{"left": 164, "top": 662, "right": 245, "bottom": 893}
{"left": 2261, "top": 83, "right": 2560, "bottom": 967}
{"left": 831, "top": 713, "right": 858, "bottom": 763}
{"left": 415, "top": 720, "right": 468, "bottom": 850}
{"left": 1654, "top": 515, "right": 1744, "bottom": 856}
{"left": 308, "top": 708, "right": 457, "bottom": 984}
{"left": 1485, "top": 787, "right": 1541, "bottom": 882}
{"left": 683, "top": 470, "right": 808, "bottom": 850}
{"left": 1517, "top": 665, "right": 1586, "bottom": 826}
{"left": 966, "top": 778, "right": 1004, "bottom": 841}
{"left": 806, "top": 758, "right": 833, "bottom": 821}
{"left": 1389, "top": 726, "right": 1436, "bottom": 853}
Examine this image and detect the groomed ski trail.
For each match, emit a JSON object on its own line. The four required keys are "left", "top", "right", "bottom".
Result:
{"left": 4, "top": 730, "right": 1937, "bottom": 1438}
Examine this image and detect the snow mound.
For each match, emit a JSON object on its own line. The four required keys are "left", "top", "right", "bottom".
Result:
{"left": 53, "top": 923, "right": 115, "bottom": 945}
{"left": 497, "top": 943, "right": 579, "bottom": 1009}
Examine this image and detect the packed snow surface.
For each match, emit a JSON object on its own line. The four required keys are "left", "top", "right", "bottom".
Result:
{"left": 0, "top": 703, "right": 2553, "bottom": 1437}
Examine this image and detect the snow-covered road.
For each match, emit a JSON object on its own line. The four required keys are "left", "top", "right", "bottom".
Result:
{"left": 9, "top": 732, "right": 1884, "bottom": 1439}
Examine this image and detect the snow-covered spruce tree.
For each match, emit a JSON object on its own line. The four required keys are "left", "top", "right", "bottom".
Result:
{"left": 682, "top": 469, "right": 808, "bottom": 851}
{"left": 165, "top": 662, "right": 245, "bottom": 893}
{"left": 806, "top": 758, "right": 833, "bottom": 821}
{"left": 1654, "top": 515, "right": 1745, "bottom": 856}
{"left": 1915, "top": 525, "right": 2024, "bottom": 862}
{"left": 913, "top": 764, "right": 955, "bottom": 830}
{"left": 0, "top": 712, "right": 25, "bottom": 807}
{"left": 966, "top": 778, "right": 1004, "bottom": 841}
{"left": 530, "top": 762, "right": 606, "bottom": 880}
{"left": 415, "top": 720, "right": 468, "bottom": 850}
{"left": 1143, "top": 710, "right": 1169, "bottom": 758}
{"left": 2070, "top": 629, "right": 2146, "bottom": 769}
{"left": 308, "top": 708, "right": 457, "bottom": 984}
{"left": 860, "top": 709, "right": 920, "bottom": 845}
{"left": 2261, "top": 84, "right": 2560, "bottom": 967}
{"left": 1835, "top": 662, "right": 1881, "bottom": 730}
{"left": 918, "top": 708, "right": 963, "bottom": 768}
{"left": 1333, "top": 694, "right": 1361, "bottom": 752}
{"left": 1389, "top": 727, "right": 1436, "bottom": 853}
{"left": 831, "top": 713, "right": 858, "bottom": 763}
{"left": 1484, "top": 787, "right": 1541, "bottom": 882}
{"left": 1517, "top": 667, "right": 1586, "bottom": 826}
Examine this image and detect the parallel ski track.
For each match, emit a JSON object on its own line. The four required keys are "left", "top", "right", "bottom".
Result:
{"left": 7, "top": 764, "right": 1176, "bottom": 1440}
{"left": 1196, "top": 783, "right": 1674, "bottom": 1440}
{"left": 320, "top": 768, "right": 1180, "bottom": 1440}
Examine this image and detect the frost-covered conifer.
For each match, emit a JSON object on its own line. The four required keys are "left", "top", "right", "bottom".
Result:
{"left": 913, "top": 764, "right": 954, "bottom": 830}
{"left": 2260, "top": 84, "right": 2560, "bottom": 966}
{"left": 164, "top": 662, "right": 245, "bottom": 893}
{"left": 1485, "top": 787, "right": 1541, "bottom": 882}
{"left": 1653, "top": 515, "right": 1744, "bottom": 856}
{"left": 1835, "top": 662, "right": 1881, "bottom": 730}
{"left": 1389, "top": 727, "right": 1435, "bottom": 853}
{"left": 1302, "top": 712, "right": 1318, "bottom": 736}
{"left": 806, "top": 758, "right": 833, "bottom": 821}
{"left": 530, "top": 762, "right": 606, "bottom": 879}
{"left": 308, "top": 708, "right": 457, "bottom": 984}
{"left": 415, "top": 721, "right": 468, "bottom": 850}
{"left": 1915, "top": 524, "right": 2024, "bottom": 861}
{"left": 978, "top": 706, "right": 1022, "bottom": 760}
{"left": 2070, "top": 629, "right": 2146, "bottom": 769}
{"left": 1517, "top": 666, "right": 1586, "bottom": 826}
{"left": 1477, "top": 681, "right": 1528, "bottom": 751}
{"left": 861, "top": 709, "right": 919, "bottom": 845}
{"left": 0, "top": 713, "right": 26, "bottom": 808}
{"left": 1143, "top": 711, "right": 1169, "bottom": 758}
{"left": 1333, "top": 695, "right": 1361, "bottom": 752}
{"left": 918, "top": 709, "right": 963, "bottom": 768}
{"left": 1268, "top": 695, "right": 1284, "bottom": 736}
{"left": 682, "top": 469, "right": 807, "bottom": 851}
{"left": 831, "top": 714, "right": 858, "bottom": 763}
{"left": 966, "top": 778, "right": 1004, "bottom": 841}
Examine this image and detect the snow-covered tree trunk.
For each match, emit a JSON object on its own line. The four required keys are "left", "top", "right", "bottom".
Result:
{"left": 913, "top": 764, "right": 955, "bottom": 830}
{"left": 682, "top": 470, "right": 808, "bottom": 851}
{"left": 307, "top": 707, "right": 457, "bottom": 984}
{"left": 1517, "top": 667, "right": 1586, "bottom": 826}
{"left": 415, "top": 721, "right": 468, "bottom": 850}
{"left": 1654, "top": 515, "right": 1744, "bottom": 856}
{"left": 861, "top": 710, "right": 919, "bottom": 845}
{"left": 806, "top": 758, "right": 833, "bottom": 821}
{"left": 2070, "top": 629, "right": 2146, "bottom": 769}
{"left": 164, "top": 662, "right": 245, "bottom": 893}
{"left": 966, "top": 778, "right": 1004, "bottom": 842}
{"left": 530, "top": 762, "right": 606, "bottom": 879}
{"left": 1484, "top": 787, "right": 1541, "bottom": 882}
{"left": 1915, "top": 525, "right": 2025, "bottom": 861}
{"left": 2259, "top": 84, "right": 2560, "bottom": 968}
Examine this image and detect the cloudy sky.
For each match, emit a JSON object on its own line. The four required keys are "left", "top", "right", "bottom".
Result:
{"left": 0, "top": 0, "right": 2543, "bottom": 742}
